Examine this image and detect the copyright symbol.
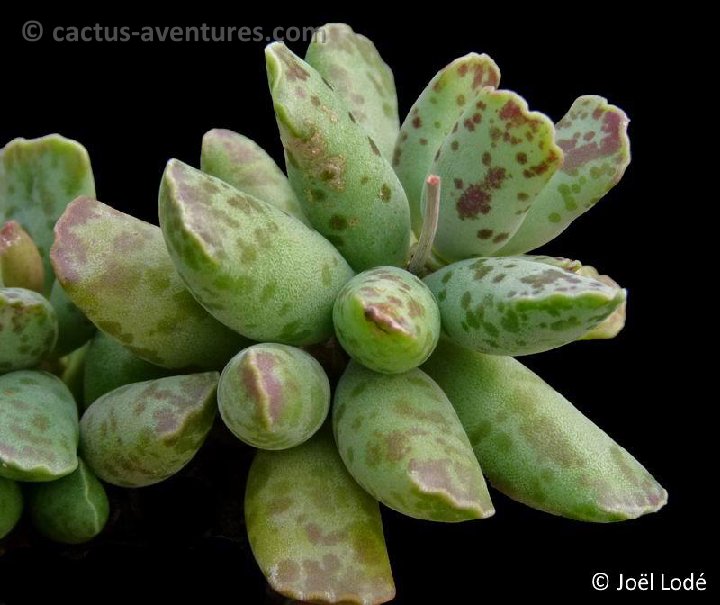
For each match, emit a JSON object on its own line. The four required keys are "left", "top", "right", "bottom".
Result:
{"left": 592, "top": 572, "right": 609, "bottom": 591}
{"left": 22, "top": 21, "right": 43, "bottom": 42}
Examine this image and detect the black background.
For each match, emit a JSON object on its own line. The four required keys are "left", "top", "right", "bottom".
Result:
{"left": 0, "top": 9, "right": 710, "bottom": 603}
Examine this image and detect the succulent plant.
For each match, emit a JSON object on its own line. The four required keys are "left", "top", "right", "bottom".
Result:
{"left": 0, "top": 23, "right": 665, "bottom": 605}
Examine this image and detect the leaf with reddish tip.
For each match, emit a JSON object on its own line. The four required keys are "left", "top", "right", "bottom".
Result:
{"left": 334, "top": 362, "right": 493, "bottom": 522}
{"left": 1, "top": 135, "right": 95, "bottom": 293}
{"left": 245, "top": 428, "right": 395, "bottom": 605}
{"left": 266, "top": 42, "right": 410, "bottom": 271}
{"left": 393, "top": 54, "right": 501, "bottom": 233}
{"left": 497, "top": 96, "right": 630, "bottom": 255}
{"left": 28, "top": 458, "right": 109, "bottom": 544}
{"left": 0, "top": 370, "right": 78, "bottom": 482}
{"left": 0, "top": 287, "right": 58, "bottom": 373}
{"left": 0, "top": 221, "right": 44, "bottom": 292}
{"left": 578, "top": 266, "right": 626, "bottom": 340}
{"left": 159, "top": 160, "right": 353, "bottom": 346}
{"left": 423, "top": 340, "right": 667, "bottom": 522}
{"left": 431, "top": 89, "right": 563, "bottom": 262}
{"left": 306, "top": 23, "right": 399, "bottom": 161}
{"left": 423, "top": 257, "right": 625, "bottom": 356}
{"left": 0, "top": 476, "right": 23, "bottom": 539}
{"left": 218, "top": 343, "right": 330, "bottom": 450}
{"left": 51, "top": 197, "right": 248, "bottom": 369}
{"left": 80, "top": 373, "right": 218, "bottom": 487}
{"left": 201, "top": 129, "right": 309, "bottom": 224}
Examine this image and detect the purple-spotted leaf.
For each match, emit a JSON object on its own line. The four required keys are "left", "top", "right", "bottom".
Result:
{"left": 51, "top": 197, "right": 248, "bottom": 369}
{"left": 0, "top": 370, "right": 78, "bottom": 482}
{"left": 266, "top": 42, "right": 410, "bottom": 271}
{"left": 0, "top": 476, "right": 23, "bottom": 539}
{"left": 334, "top": 362, "right": 494, "bottom": 522}
{"left": 423, "top": 257, "right": 625, "bottom": 356}
{"left": 430, "top": 89, "right": 563, "bottom": 261}
{"left": 28, "top": 457, "right": 109, "bottom": 544}
{"left": 201, "top": 129, "right": 308, "bottom": 224}
{"left": 333, "top": 266, "right": 440, "bottom": 374}
{"left": 245, "top": 428, "right": 395, "bottom": 605}
{"left": 0, "top": 287, "right": 58, "bottom": 373}
{"left": 0, "top": 221, "right": 44, "bottom": 292}
{"left": 80, "top": 373, "right": 218, "bottom": 487}
{"left": 218, "top": 343, "right": 330, "bottom": 450}
{"left": 159, "top": 160, "right": 353, "bottom": 346}
{"left": 497, "top": 96, "right": 630, "bottom": 255}
{"left": 578, "top": 266, "right": 626, "bottom": 340}
{"left": 423, "top": 340, "right": 667, "bottom": 521}
{"left": 306, "top": 23, "right": 399, "bottom": 161}
{"left": 393, "top": 54, "right": 500, "bottom": 233}
{"left": 82, "top": 331, "right": 172, "bottom": 411}
{"left": 1, "top": 135, "right": 95, "bottom": 293}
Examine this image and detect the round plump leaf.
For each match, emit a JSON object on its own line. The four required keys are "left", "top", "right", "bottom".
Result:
{"left": 0, "top": 287, "right": 58, "bottom": 374}
{"left": 333, "top": 266, "right": 440, "bottom": 374}
{"left": 219, "top": 344, "right": 330, "bottom": 450}
{"left": 0, "top": 370, "right": 78, "bottom": 482}
{"left": 80, "top": 373, "right": 218, "bottom": 487}
{"left": 28, "top": 458, "right": 109, "bottom": 544}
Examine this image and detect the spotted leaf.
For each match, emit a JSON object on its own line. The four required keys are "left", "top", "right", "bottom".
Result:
{"left": 0, "top": 476, "right": 23, "bottom": 539}
{"left": 28, "top": 458, "right": 109, "bottom": 544}
{"left": 201, "top": 129, "right": 308, "bottom": 224}
{"left": 498, "top": 96, "right": 630, "bottom": 255}
{"left": 334, "top": 362, "right": 493, "bottom": 522}
{"left": 1, "top": 135, "right": 95, "bottom": 293}
{"left": 246, "top": 428, "right": 395, "bottom": 605}
{"left": 51, "top": 197, "right": 248, "bottom": 369}
{"left": 393, "top": 53, "right": 500, "bottom": 233}
{"left": 423, "top": 340, "right": 667, "bottom": 521}
{"left": 159, "top": 160, "right": 353, "bottom": 346}
{"left": 424, "top": 257, "right": 625, "bottom": 356}
{"left": 0, "top": 370, "right": 78, "bottom": 482}
{"left": 49, "top": 279, "right": 95, "bottom": 358}
{"left": 306, "top": 23, "right": 399, "bottom": 161}
{"left": 0, "top": 287, "right": 58, "bottom": 374}
{"left": 0, "top": 221, "right": 44, "bottom": 292}
{"left": 218, "top": 343, "right": 330, "bottom": 450}
{"left": 431, "top": 89, "right": 562, "bottom": 261}
{"left": 333, "top": 266, "right": 440, "bottom": 374}
{"left": 80, "top": 373, "right": 218, "bottom": 487}
{"left": 266, "top": 42, "right": 410, "bottom": 271}
{"left": 578, "top": 266, "right": 626, "bottom": 340}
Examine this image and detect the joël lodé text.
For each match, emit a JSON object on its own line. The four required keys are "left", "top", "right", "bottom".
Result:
{"left": 614, "top": 572, "right": 706, "bottom": 591}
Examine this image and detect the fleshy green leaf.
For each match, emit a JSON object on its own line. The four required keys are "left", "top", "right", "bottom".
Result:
{"left": 201, "top": 129, "right": 308, "bottom": 224}
{"left": 0, "top": 288, "right": 58, "bottom": 373}
{"left": 393, "top": 53, "right": 500, "bottom": 233}
{"left": 82, "top": 331, "right": 172, "bottom": 411}
{"left": 60, "top": 342, "right": 88, "bottom": 403}
{"left": 218, "top": 343, "right": 330, "bottom": 450}
{"left": 333, "top": 266, "right": 440, "bottom": 374}
{"left": 431, "top": 88, "right": 563, "bottom": 262}
{"left": 306, "top": 23, "right": 399, "bottom": 161}
{"left": 80, "top": 373, "right": 218, "bottom": 487}
{"left": 49, "top": 279, "right": 95, "bottom": 358}
{"left": 159, "top": 160, "right": 354, "bottom": 346}
{"left": 423, "top": 340, "right": 667, "bottom": 521}
{"left": 28, "top": 458, "right": 109, "bottom": 544}
{"left": 497, "top": 96, "right": 630, "bottom": 255}
{"left": 1, "top": 135, "right": 95, "bottom": 293}
{"left": 424, "top": 257, "right": 625, "bottom": 356}
{"left": 51, "top": 197, "right": 248, "bottom": 369}
{"left": 578, "top": 266, "right": 626, "bottom": 340}
{"left": 245, "top": 428, "right": 396, "bottom": 605}
{"left": 0, "top": 370, "right": 78, "bottom": 482}
{"left": 0, "top": 476, "right": 23, "bottom": 539}
{"left": 0, "top": 221, "right": 44, "bottom": 292}
{"left": 266, "top": 42, "right": 410, "bottom": 271}
{"left": 334, "top": 362, "right": 493, "bottom": 522}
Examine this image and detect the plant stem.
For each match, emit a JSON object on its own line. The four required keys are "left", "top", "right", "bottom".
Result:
{"left": 408, "top": 175, "right": 441, "bottom": 276}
